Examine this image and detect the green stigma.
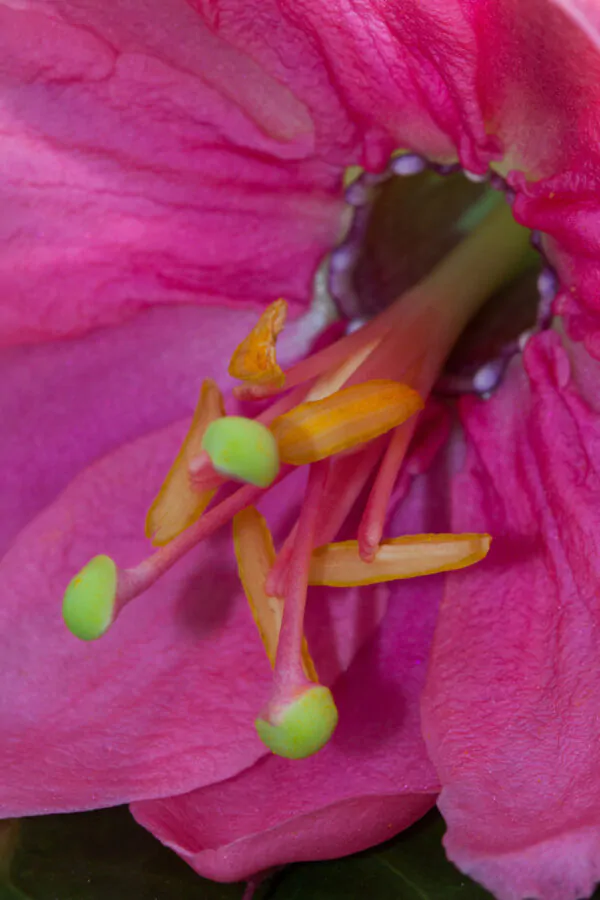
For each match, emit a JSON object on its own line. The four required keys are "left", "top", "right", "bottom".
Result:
{"left": 62, "top": 555, "right": 117, "bottom": 641}
{"left": 202, "top": 416, "right": 280, "bottom": 488}
{"left": 255, "top": 685, "right": 339, "bottom": 759}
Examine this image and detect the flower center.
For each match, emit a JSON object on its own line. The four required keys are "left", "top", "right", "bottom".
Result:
{"left": 335, "top": 156, "right": 552, "bottom": 397}
{"left": 61, "top": 170, "right": 535, "bottom": 760}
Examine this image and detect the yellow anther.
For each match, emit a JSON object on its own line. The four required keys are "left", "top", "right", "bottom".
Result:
{"left": 270, "top": 380, "right": 424, "bottom": 466}
{"left": 145, "top": 379, "right": 225, "bottom": 546}
{"left": 308, "top": 533, "right": 492, "bottom": 586}
{"left": 233, "top": 507, "right": 317, "bottom": 681}
{"left": 228, "top": 299, "right": 287, "bottom": 387}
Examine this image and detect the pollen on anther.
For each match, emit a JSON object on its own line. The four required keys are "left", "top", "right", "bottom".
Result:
{"left": 270, "top": 380, "right": 424, "bottom": 466}
{"left": 146, "top": 379, "right": 225, "bottom": 546}
{"left": 228, "top": 299, "right": 287, "bottom": 388}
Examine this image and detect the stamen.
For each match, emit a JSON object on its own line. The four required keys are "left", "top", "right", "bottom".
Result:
{"left": 118, "top": 473, "right": 291, "bottom": 607}
{"left": 145, "top": 379, "right": 224, "bottom": 546}
{"left": 63, "top": 470, "right": 294, "bottom": 640}
{"left": 202, "top": 416, "right": 280, "bottom": 488}
{"left": 62, "top": 176, "right": 528, "bottom": 758}
{"left": 190, "top": 381, "right": 310, "bottom": 475}
{"left": 187, "top": 450, "right": 224, "bottom": 492}
{"left": 309, "top": 533, "right": 491, "bottom": 586}
{"left": 265, "top": 437, "right": 386, "bottom": 597}
{"left": 358, "top": 421, "right": 417, "bottom": 561}
{"left": 255, "top": 461, "right": 338, "bottom": 759}
{"left": 232, "top": 507, "right": 317, "bottom": 681}
{"left": 270, "top": 380, "right": 423, "bottom": 466}
{"left": 303, "top": 336, "right": 381, "bottom": 402}
{"left": 233, "top": 312, "right": 391, "bottom": 402}
{"left": 228, "top": 298, "right": 287, "bottom": 388}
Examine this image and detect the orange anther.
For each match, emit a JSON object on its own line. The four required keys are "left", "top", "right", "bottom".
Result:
{"left": 233, "top": 507, "right": 317, "bottom": 681}
{"left": 270, "top": 380, "right": 424, "bottom": 466}
{"left": 228, "top": 299, "right": 287, "bottom": 387}
{"left": 308, "top": 533, "right": 491, "bottom": 586}
{"left": 145, "top": 379, "right": 224, "bottom": 546}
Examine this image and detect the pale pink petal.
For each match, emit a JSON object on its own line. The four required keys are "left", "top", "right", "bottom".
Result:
{"left": 0, "top": 0, "right": 346, "bottom": 345}
{"left": 422, "top": 331, "right": 600, "bottom": 900}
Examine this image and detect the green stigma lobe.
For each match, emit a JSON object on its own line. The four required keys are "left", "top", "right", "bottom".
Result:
{"left": 201, "top": 416, "right": 280, "bottom": 488}
{"left": 62, "top": 555, "right": 117, "bottom": 641}
{"left": 255, "top": 685, "right": 338, "bottom": 759}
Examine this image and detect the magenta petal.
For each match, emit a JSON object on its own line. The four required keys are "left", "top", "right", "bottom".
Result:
{"left": 0, "top": 304, "right": 264, "bottom": 555}
{"left": 131, "top": 581, "right": 439, "bottom": 881}
{"left": 194, "top": 0, "right": 496, "bottom": 170}
{"left": 551, "top": 1, "right": 600, "bottom": 48}
{"left": 0, "top": 301, "right": 379, "bottom": 816}
{"left": 0, "top": 1, "right": 345, "bottom": 345}
{"left": 422, "top": 331, "right": 600, "bottom": 900}
{"left": 0, "top": 419, "right": 274, "bottom": 816}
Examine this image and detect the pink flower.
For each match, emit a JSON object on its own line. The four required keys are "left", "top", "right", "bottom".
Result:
{"left": 3, "top": 2, "right": 600, "bottom": 900}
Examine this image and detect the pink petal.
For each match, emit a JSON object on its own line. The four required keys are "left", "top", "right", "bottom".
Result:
{"left": 192, "top": 0, "right": 494, "bottom": 171}
{"left": 131, "top": 582, "right": 439, "bottom": 881}
{"left": 0, "top": 1, "right": 346, "bottom": 345}
{"left": 196, "top": 0, "right": 600, "bottom": 355}
{"left": 1, "top": 419, "right": 271, "bottom": 816}
{"left": 0, "top": 303, "right": 265, "bottom": 555}
{"left": 0, "top": 303, "right": 378, "bottom": 817}
{"left": 130, "top": 457, "right": 448, "bottom": 881}
{"left": 551, "top": 1, "right": 600, "bottom": 50}
{"left": 471, "top": 0, "right": 600, "bottom": 354}
{"left": 0, "top": 426, "right": 369, "bottom": 815}
{"left": 422, "top": 331, "right": 600, "bottom": 900}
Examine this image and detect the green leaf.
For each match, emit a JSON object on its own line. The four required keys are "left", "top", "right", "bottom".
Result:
{"left": 9, "top": 807, "right": 245, "bottom": 900}
{"left": 5, "top": 807, "right": 493, "bottom": 900}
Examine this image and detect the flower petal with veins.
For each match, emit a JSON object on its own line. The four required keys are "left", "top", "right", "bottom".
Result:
{"left": 422, "top": 331, "right": 600, "bottom": 900}
{"left": 0, "top": 1, "right": 346, "bottom": 346}
{"left": 0, "top": 304, "right": 260, "bottom": 557}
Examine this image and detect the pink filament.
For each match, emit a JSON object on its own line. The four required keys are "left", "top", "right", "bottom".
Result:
{"left": 358, "top": 419, "right": 418, "bottom": 561}
{"left": 116, "top": 467, "right": 293, "bottom": 609}
{"left": 271, "top": 460, "right": 329, "bottom": 698}
{"left": 188, "top": 450, "right": 225, "bottom": 491}
{"left": 265, "top": 437, "right": 387, "bottom": 597}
